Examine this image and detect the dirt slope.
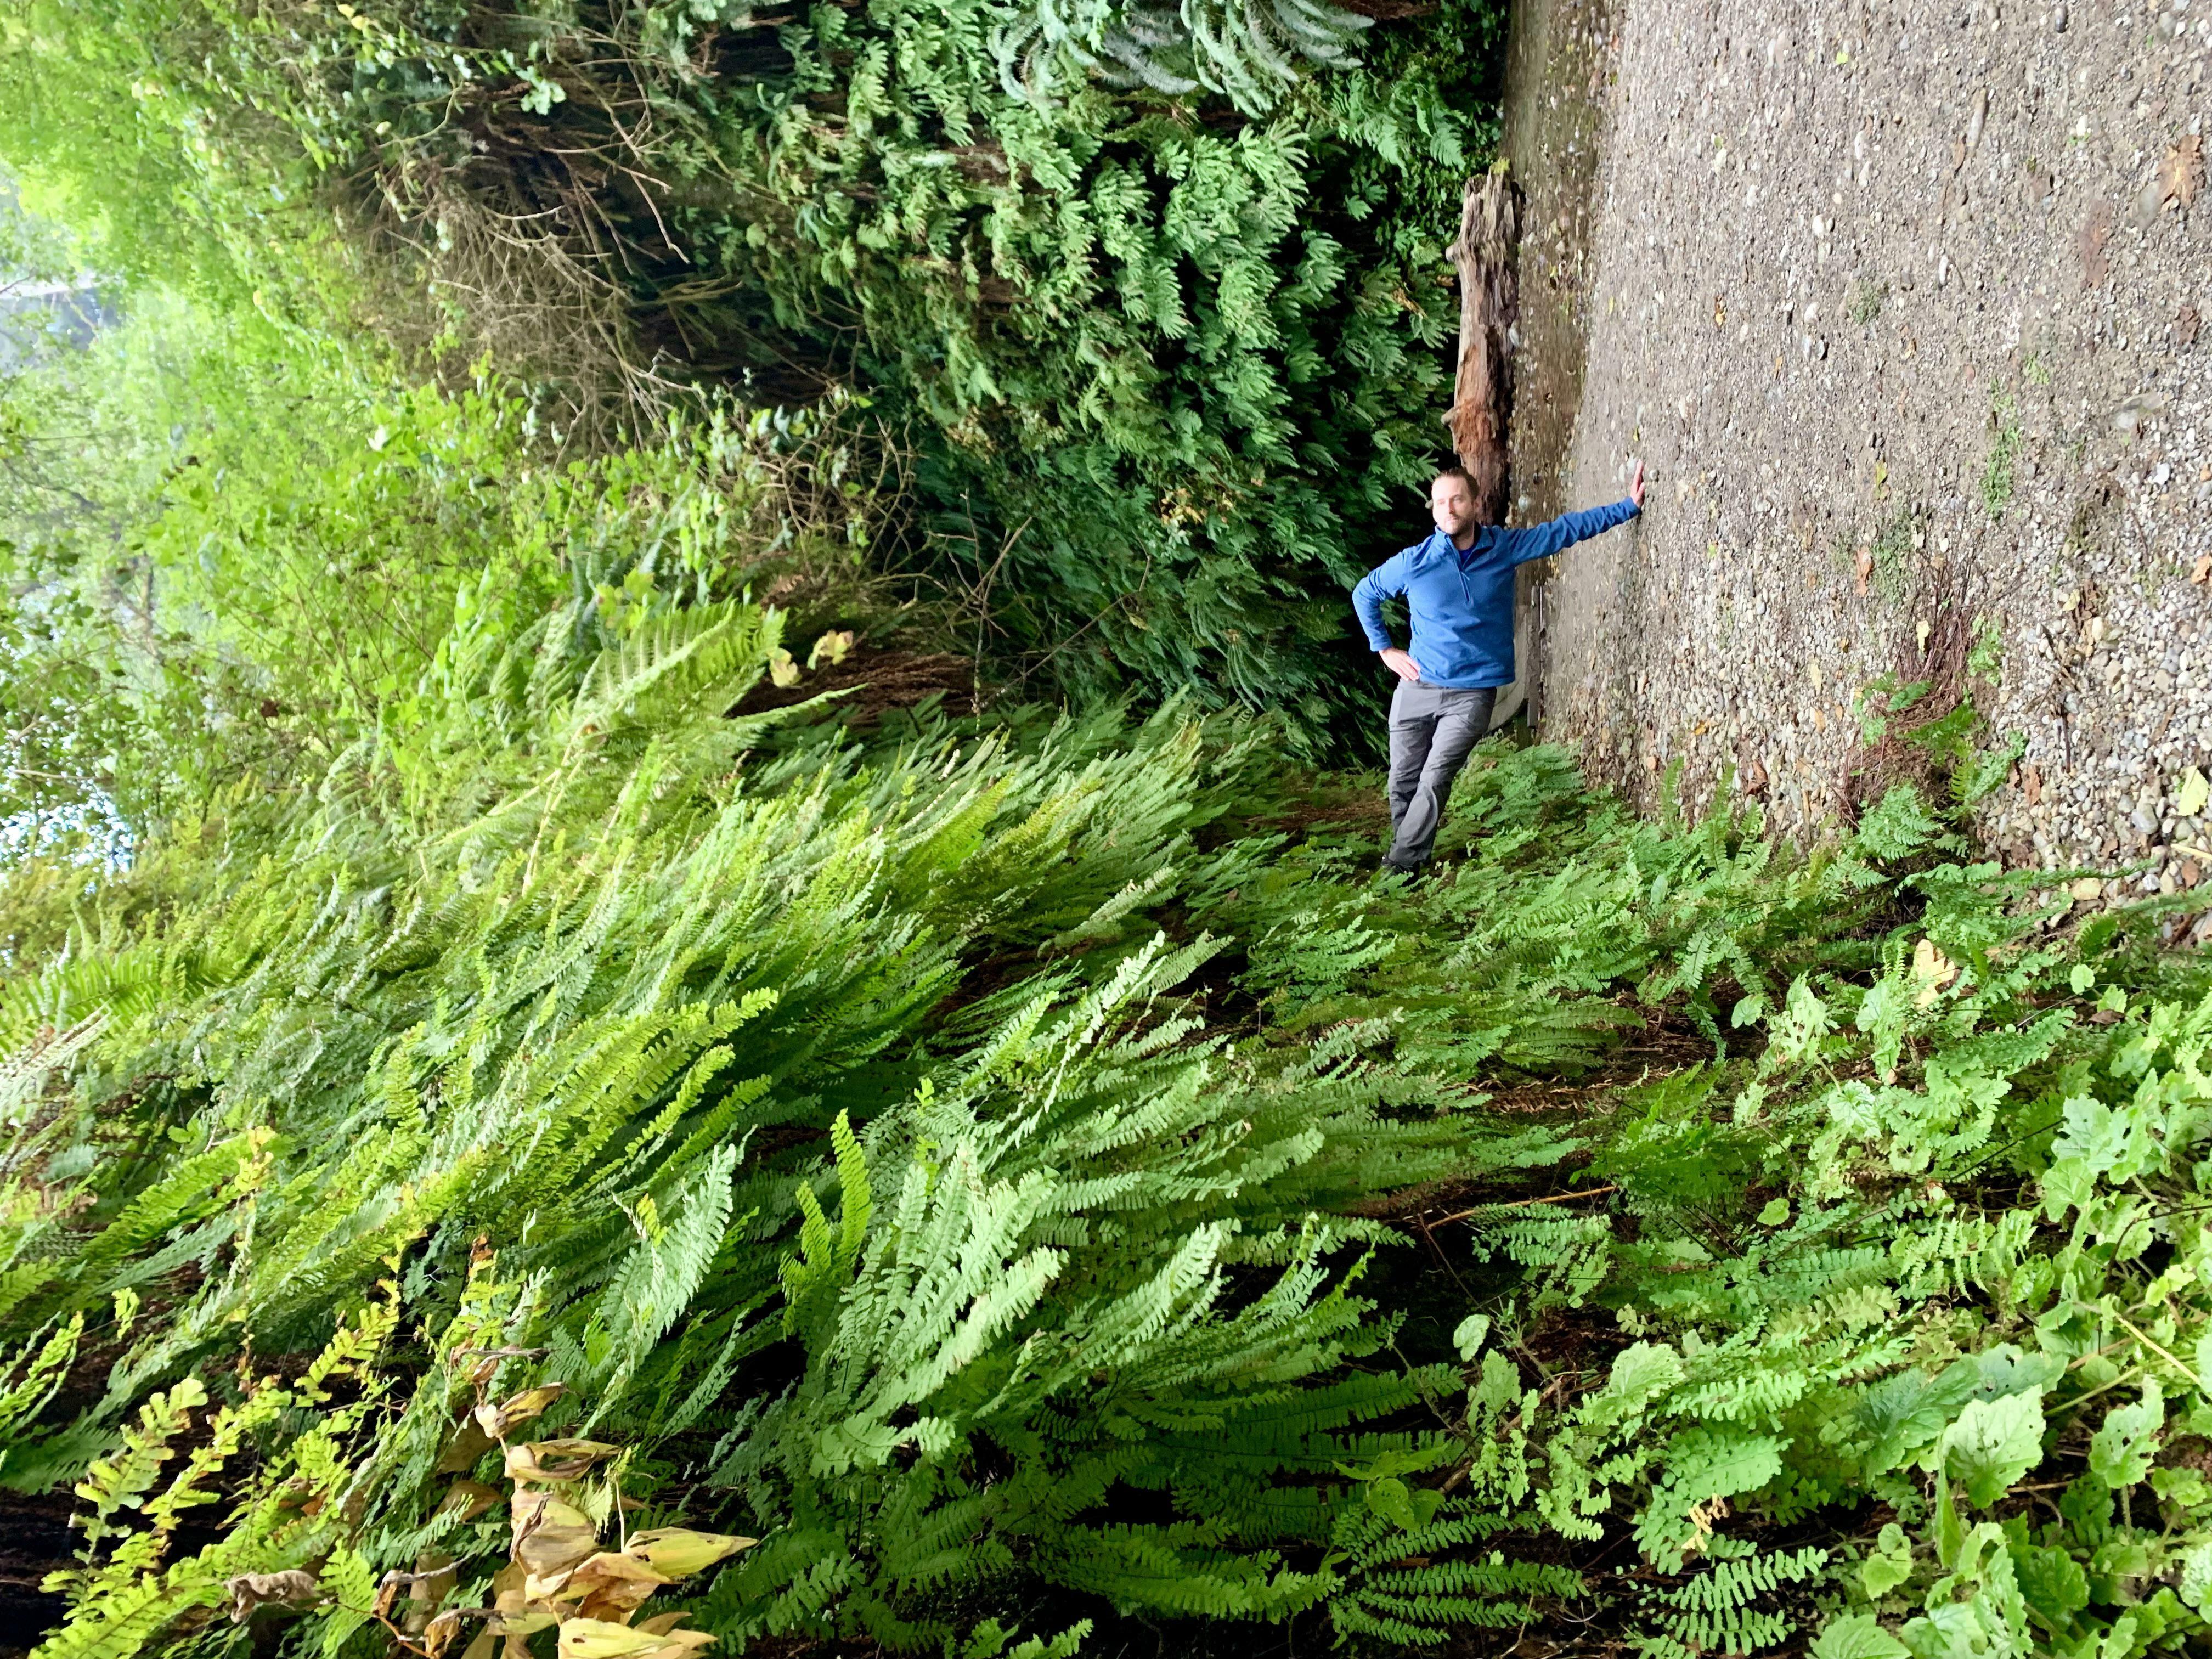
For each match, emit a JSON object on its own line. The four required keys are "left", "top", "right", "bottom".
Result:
{"left": 1508, "top": 0, "right": 2212, "bottom": 923}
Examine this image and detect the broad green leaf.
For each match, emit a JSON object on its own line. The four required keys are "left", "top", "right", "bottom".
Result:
{"left": 1942, "top": 1393, "right": 2045, "bottom": 1506}
{"left": 1860, "top": 1366, "right": 1977, "bottom": 1474}
{"left": 2040, "top": 1156, "right": 2095, "bottom": 1221}
{"left": 1451, "top": 1312, "right": 1490, "bottom": 1361}
{"left": 1365, "top": 1476, "right": 1417, "bottom": 1530}
{"left": 2052, "top": 1096, "right": 2130, "bottom": 1176}
{"left": 2090, "top": 1380, "right": 2164, "bottom": 1489}
{"left": 1859, "top": 1522, "right": 1914, "bottom": 1598}
{"left": 2014, "top": 1541, "right": 2089, "bottom": 1623}
{"left": 1809, "top": 1613, "right": 1910, "bottom": 1659}
{"left": 2179, "top": 1541, "right": 2212, "bottom": 1612}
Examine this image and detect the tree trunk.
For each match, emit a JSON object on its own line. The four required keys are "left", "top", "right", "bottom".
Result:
{"left": 1444, "top": 170, "right": 1524, "bottom": 527}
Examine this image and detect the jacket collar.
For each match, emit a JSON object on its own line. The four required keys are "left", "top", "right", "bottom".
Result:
{"left": 1415, "top": 526, "right": 1497, "bottom": 562}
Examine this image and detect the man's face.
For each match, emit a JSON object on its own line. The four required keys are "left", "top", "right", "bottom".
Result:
{"left": 1430, "top": 475, "right": 1477, "bottom": 538}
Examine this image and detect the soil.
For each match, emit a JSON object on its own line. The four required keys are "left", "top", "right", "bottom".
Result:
{"left": 1505, "top": 0, "right": 2212, "bottom": 919}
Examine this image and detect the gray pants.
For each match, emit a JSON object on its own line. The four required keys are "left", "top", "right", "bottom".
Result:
{"left": 1385, "top": 681, "right": 1496, "bottom": 869}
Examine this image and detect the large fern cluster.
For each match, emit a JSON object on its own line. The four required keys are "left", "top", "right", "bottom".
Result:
{"left": 1183, "top": 749, "right": 2212, "bottom": 1655}
{"left": 7, "top": 229, "right": 2212, "bottom": 1658}
{"left": 0, "top": 564, "right": 1506, "bottom": 1651}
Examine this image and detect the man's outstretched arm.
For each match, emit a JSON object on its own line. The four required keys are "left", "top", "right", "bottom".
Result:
{"left": 1499, "top": 460, "right": 1647, "bottom": 565}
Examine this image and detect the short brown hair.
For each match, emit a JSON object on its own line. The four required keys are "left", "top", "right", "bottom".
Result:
{"left": 1431, "top": 465, "right": 1475, "bottom": 490}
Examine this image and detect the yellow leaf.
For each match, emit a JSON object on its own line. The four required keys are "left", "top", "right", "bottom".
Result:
{"left": 506, "top": 1439, "right": 619, "bottom": 1485}
{"left": 2176, "top": 768, "right": 2211, "bottom": 819}
{"left": 475, "top": 1384, "right": 566, "bottom": 1441}
{"left": 806, "top": 629, "right": 855, "bottom": 669}
{"left": 553, "top": 1551, "right": 670, "bottom": 1624}
{"left": 1911, "top": 938, "right": 1959, "bottom": 1008}
{"left": 768, "top": 648, "right": 802, "bottom": 689}
{"left": 624, "top": 1528, "right": 755, "bottom": 1581}
{"left": 556, "top": 1619, "right": 662, "bottom": 1659}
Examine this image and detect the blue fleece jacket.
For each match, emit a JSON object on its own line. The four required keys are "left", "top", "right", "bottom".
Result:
{"left": 1350, "top": 498, "right": 1641, "bottom": 689}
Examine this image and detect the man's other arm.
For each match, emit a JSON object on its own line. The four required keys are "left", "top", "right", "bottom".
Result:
{"left": 1351, "top": 552, "right": 1410, "bottom": 652}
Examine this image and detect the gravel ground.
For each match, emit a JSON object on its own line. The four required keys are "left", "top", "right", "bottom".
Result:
{"left": 1510, "top": 0, "right": 2212, "bottom": 934}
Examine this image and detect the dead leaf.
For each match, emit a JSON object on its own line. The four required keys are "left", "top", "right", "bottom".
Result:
{"left": 506, "top": 1439, "right": 620, "bottom": 1486}
{"left": 554, "top": 1552, "right": 670, "bottom": 1624}
{"left": 2191, "top": 552, "right": 2211, "bottom": 585}
{"left": 511, "top": 1491, "right": 601, "bottom": 1590}
{"left": 475, "top": 1385, "right": 567, "bottom": 1442}
{"left": 1742, "top": 757, "right": 1769, "bottom": 797}
{"left": 1855, "top": 545, "right": 1874, "bottom": 594}
{"left": 225, "top": 1569, "right": 323, "bottom": 1623}
{"left": 2162, "top": 133, "right": 2205, "bottom": 207}
{"left": 490, "top": 1559, "right": 540, "bottom": 1659}
{"left": 2079, "top": 200, "right": 2113, "bottom": 287}
{"left": 438, "top": 1481, "right": 504, "bottom": 1524}
{"left": 2180, "top": 303, "right": 2202, "bottom": 346}
{"left": 435, "top": 1419, "right": 498, "bottom": 1476}
{"left": 2023, "top": 763, "right": 2042, "bottom": 806}
{"left": 425, "top": 1611, "right": 465, "bottom": 1659}
{"left": 409, "top": 1551, "right": 460, "bottom": 1615}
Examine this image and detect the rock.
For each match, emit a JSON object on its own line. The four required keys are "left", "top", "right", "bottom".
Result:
{"left": 2131, "top": 178, "right": 2166, "bottom": 230}
{"left": 2053, "top": 2, "right": 2068, "bottom": 29}
{"left": 2070, "top": 876, "right": 2106, "bottom": 901}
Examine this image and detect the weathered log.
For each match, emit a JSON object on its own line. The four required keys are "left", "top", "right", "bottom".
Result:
{"left": 1443, "top": 169, "right": 1525, "bottom": 526}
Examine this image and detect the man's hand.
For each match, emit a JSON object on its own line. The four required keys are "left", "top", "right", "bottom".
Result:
{"left": 1380, "top": 648, "right": 1421, "bottom": 683}
{"left": 1628, "top": 458, "right": 1646, "bottom": 508}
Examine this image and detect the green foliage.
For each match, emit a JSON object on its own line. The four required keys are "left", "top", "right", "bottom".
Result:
{"left": 3, "top": 0, "right": 1508, "bottom": 733}
{"left": 1981, "top": 386, "right": 2021, "bottom": 520}
{"left": 13, "top": 29, "right": 2212, "bottom": 1657}
{"left": 997, "top": 0, "right": 1374, "bottom": 111}
{"left": 0, "top": 270, "right": 884, "bottom": 850}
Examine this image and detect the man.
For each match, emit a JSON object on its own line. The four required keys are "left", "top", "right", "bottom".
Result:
{"left": 1352, "top": 460, "right": 1646, "bottom": 874}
